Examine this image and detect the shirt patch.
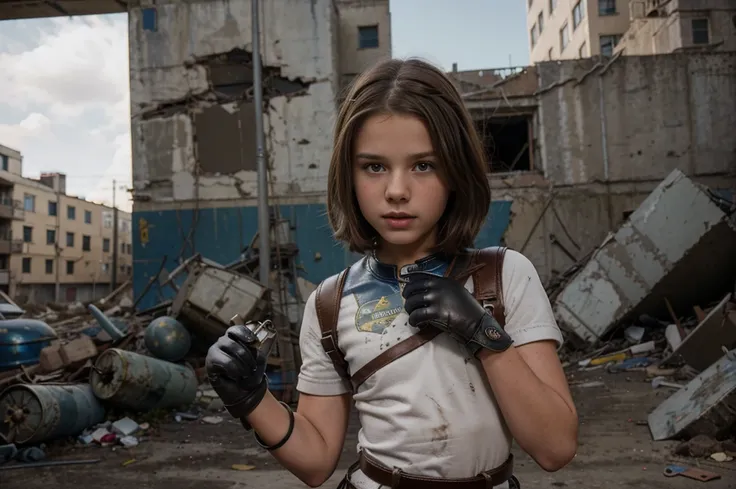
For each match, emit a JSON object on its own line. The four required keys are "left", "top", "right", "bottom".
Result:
{"left": 355, "top": 292, "right": 403, "bottom": 334}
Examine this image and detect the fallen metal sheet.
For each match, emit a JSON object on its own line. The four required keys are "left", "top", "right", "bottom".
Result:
{"left": 648, "top": 348, "right": 736, "bottom": 441}
{"left": 553, "top": 169, "right": 736, "bottom": 344}
{"left": 661, "top": 293, "right": 736, "bottom": 371}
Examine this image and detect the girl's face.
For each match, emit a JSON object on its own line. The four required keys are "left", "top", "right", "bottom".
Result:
{"left": 353, "top": 112, "right": 450, "bottom": 259}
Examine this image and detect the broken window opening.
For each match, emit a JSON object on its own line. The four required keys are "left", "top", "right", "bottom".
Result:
{"left": 475, "top": 115, "right": 534, "bottom": 173}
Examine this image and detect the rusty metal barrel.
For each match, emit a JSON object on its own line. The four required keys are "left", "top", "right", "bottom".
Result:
{"left": 0, "top": 383, "right": 105, "bottom": 445}
{"left": 89, "top": 348, "right": 198, "bottom": 411}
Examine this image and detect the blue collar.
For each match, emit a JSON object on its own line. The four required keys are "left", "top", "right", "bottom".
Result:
{"left": 365, "top": 251, "right": 451, "bottom": 282}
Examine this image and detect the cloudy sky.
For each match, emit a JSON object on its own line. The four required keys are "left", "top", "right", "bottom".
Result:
{"left": 0, "top": 1, "right": 527, "bottom": 214}
{"left": 0, "top": 14, "right": 131, "bottom": 210}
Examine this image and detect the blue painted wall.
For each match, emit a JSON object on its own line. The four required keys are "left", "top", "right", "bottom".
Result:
{"left": 132, "top": 201, "right": 512, "bottom": 310}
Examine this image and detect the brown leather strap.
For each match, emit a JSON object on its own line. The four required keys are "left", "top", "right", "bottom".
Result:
{"left": 347, "top": 258, "right": 458, "bottom": 390}
{"left": 359, "top": 450, "right": 514, "bottom": 489}
{"left": 351, "top": 327, "right": 442, "bottom": 390}
{"left": 471, "top": 247, "right": 507, "bottom": 327}
{"left": 316, "top": 268, "right": 350, "bottom": 382}
{"left": 316, "top": 247, "right": 508, "bottom": 391}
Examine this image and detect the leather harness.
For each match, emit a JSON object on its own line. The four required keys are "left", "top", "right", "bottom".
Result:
{"left": 316, "top": 247, "right": 513, "bottom": 488}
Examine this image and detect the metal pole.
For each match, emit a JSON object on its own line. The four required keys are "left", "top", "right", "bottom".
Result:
{"left": 112, "top": 180, "right": 118, "bottom": 291}
{"left": 252, "top": 0, "right": 270, "bottom": 287}
{"left": 54, "top": 186, "right": 60, "bottom": 302}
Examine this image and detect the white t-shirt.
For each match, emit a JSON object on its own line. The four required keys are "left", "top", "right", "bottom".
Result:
{"left": 296, "top": 249, "right": 563, "bottom": 489}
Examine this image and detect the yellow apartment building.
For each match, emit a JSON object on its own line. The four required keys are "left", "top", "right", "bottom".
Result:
{"left": 527, "top": 0, "right": 633, "bottom": 62}
{"left": 0, "top": 143, "right": 132, "bottom": 304}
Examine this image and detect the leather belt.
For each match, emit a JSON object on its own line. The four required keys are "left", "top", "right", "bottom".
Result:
{"left": 358, "top": 451, "right": 514, "bottom": 488}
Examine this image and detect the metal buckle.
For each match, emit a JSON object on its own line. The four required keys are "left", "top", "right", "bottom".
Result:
{"left": 320, "top": 332, "right": 338, "bottom": 354}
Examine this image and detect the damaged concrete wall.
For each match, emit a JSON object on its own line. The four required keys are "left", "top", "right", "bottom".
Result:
{"left": 536, "top": 53, "right": 736, "bottom": 186}
{"left": 129, "top": 0, "right": 339, "bottom": 202}
{"left": 473, "top": 53, "right": 736, "bottom": 283}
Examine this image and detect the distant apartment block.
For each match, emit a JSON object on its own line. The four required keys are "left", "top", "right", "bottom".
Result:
{"left": 0, "top": 143, "right": 132, "bottom": 304}
{"left": 528, "top": 0, "right": 736, "bottom": 62}
{"left": 616, "top": 0, "right": 736, "bottom": 56}
{"left": 527, "top": 0, "right": 633, "bottom": 61}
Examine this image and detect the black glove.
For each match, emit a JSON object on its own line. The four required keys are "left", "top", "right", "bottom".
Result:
{"left": 402, "top": 272, "right": 513, "bottom": 357}
{"left": 205, "top": 325, "right": 273, "bottom": 422}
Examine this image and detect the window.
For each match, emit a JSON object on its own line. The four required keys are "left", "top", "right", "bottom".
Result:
{"left": 66, "top": 232, "right": 74, "bottom": 247}
{"left": 1, "top": 154, "right": 7, "bottom": 171}
{"left": 549, "top": 0, "right": 557, "bottom": 14}
{"left": 82, "top": 235, "right": 91, "bottom": 251}
{"left": 103, "top": 238, "right": 110, "bottom": 252}
{"left": 579, "top": 41, "right": 587, "bottom": 58}
{"left": 22, "top": 226, "right": 32, "bottom": 243}
{"left": 67, "top": 205, "right": 76, "bottom": 220}
{"left": 66, "top": 260, "right": 74, "bottom": 275}
{"left": 120, "top": 220, "right": 130, "bottom": 233}
{"left": 600, "top": 34, "right": 622, "bottom": 56}
{"left": 692, "top": 19, "right": 709, "bottom": 45}
{"left": 103, "top": 212, "right": 113, "bottom": 229}
{"left": 23, "top": 194, "right": 35, "bottom": 212}
{"left": 531, "top": 23, "right": 539, "bottom": 46}
{"left": 22, "top": 257, "right": 30, "bottom": 274}
{"left": 102, "top": 262, "right": 109, "bottom": 273}
{"left": 84, "top": 210, "right": 92, "bottom": 224}
{"left": 599, "top": 0, "right": 616, "bottom": 16}
{"left": 573, "top": 1, "right": 585, "bottom": 29}
{"left": 45, "top": 259, "right": 53, "bottom": 274}
{"left": 48, "top": 201, "right": 57, "bottom": 216}
{"left": 560, "top": 22, "right": 570, "bottom": 50}
{"left": 46, "top": 229, "right": 55, "bottom": 245}
{"left": 358, "top": 25, "right": 379, "bottom": 49}
{"left": 538, "top": 11, "right": 544, "bottom": 33}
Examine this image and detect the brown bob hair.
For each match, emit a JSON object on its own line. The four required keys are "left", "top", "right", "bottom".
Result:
{"left": 327, "top": 57, "right": 491, "bottom": 254}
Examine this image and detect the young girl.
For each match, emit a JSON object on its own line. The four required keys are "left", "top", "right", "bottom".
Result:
{"left": 205, "top": 58, "right": 578, "bottom": 489}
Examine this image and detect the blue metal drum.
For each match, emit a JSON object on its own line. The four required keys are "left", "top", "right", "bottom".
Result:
{"left": 0, "top": 383, "right": 105, "bottom": 445}
{"left": 143, "top": 316, "right": 192, "bottom": 362}
{"left": 0, "top": 319, "right": 57, "bottom": 371}
{"left": 89, "top": 348, "right": 197, "bottom": 411}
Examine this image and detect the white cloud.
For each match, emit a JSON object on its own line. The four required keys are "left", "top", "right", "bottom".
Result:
{"left": 0, "top": 14, "right": 132, "bottom": 212}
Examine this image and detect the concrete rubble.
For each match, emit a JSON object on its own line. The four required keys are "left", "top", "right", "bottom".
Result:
{"left": 0, "top": 250, "right": 300, "bottom": 472}
{"left": 552, "top": 169, "right": 736, "bottom": 478}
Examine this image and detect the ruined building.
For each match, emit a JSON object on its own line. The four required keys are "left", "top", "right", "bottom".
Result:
{"left": 459, "top": 51, "right": 736, "bottom": 288}
{"left": 128, "top": 0, "right": 392, "bottom": 309}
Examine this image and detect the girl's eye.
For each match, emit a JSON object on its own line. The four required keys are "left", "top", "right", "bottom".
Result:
{"left": 414, "top": 161, "right": 434, "bottom": 172}
{"left": 364, "top": 163, "right": 384, "bottom": 173}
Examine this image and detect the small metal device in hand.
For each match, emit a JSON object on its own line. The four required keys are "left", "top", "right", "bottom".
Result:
{"left": 229, "top": 314, "right": 277, "bottom": 352}
{"left": 398, "top": 264, "right": 422, "bottom": 304}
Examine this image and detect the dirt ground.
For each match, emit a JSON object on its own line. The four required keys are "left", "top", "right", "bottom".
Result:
{"left": 2, "top": 368, "right": 734, "bottom": 489}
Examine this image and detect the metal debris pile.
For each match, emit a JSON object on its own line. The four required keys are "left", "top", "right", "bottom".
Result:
{"left": 0, "top": 252, "right": 302, "bottom": 471}
{"left": 551, "top": 170, "right": 736, "bottom": 478}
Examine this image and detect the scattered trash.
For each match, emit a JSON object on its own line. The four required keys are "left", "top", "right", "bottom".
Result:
{"left": 710, "top": 452, "right": 733, "bottom": 463}
{"left": 650, "top": 376, "right": 684, "bottom": 390}
{"left": 663, "top": 464, "right": 721, "bottom": 482}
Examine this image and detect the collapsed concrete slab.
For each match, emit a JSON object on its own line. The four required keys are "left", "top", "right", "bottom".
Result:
{"left": 553, "top": 169, "right": 736, "bottom": 345}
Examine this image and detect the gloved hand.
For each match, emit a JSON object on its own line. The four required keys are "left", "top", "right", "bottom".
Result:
{"left": 402, "top": 272, "right": 513, "bottom": 357}
{"left": 205, "top": 325, "right": 274, "bottom": 421}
